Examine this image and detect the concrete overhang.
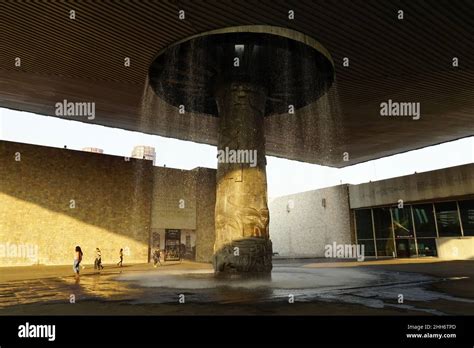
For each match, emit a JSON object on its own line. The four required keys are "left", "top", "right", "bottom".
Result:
{"left": 0, "top": 0, "right": 473, "bottom": 167}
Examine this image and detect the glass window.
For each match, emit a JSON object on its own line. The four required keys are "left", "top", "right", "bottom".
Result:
{"left": 355, "top": 209, "right": 374, "bottom": 240}
{"left": 358, "top": 239, "right": 376, "bottom": 257}
{"left": 435, "top": 202, "right": 461, "bottom": 237}
{"left": 392, "top": 206, "right": 414, "bottom": 238}
{"left": 376, "top": 239, "right": 395, "bottom": 257}
{"left": 459, "top": 199, "right": 474, "bottom": 236}
{"left": 416, "top": 238, "right": 437, "bottom": 257}
{"left": 373, "top": 208, "right": 393, "bottom": 239}
{"left": 395, "top": 239, "right": 417, "bottom": 258}
{"left": 413, "top": 204, "right": 437, "bottom": 237}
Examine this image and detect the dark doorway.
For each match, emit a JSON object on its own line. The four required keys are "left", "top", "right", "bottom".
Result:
{"left": 165, "top": 229, "right": 181, "bottom": 261}
{"left": 395, "top": 239, "right": 417, "bottom": 258}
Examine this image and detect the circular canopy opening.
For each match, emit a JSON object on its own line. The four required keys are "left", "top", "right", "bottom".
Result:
{"left": 149, "top": 26, "right": 335, "bottom": 116}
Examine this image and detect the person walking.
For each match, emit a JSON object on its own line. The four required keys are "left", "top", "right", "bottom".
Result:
{"left": 153, "top": 249, "right": 162, "bottom": 267}
{"left": 117, "top": 248, "right": 123, "bottom": 267}
{"left": 94, "top": 248, "right": 104, "bottom": 270}
{"left": 73, "top": 246, "right": 83, "bottom": 276}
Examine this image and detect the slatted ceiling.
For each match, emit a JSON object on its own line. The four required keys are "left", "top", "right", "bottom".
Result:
{"left": 1, "top": 0, "right": 473, "bottom": 83}
{"left": 5, "top": 2, "right": 138, "bottom": 84}
{"left": 427, "top": 1, "right": 473, "bottom": 39}
{"left": 62, "top": 2, "right": 167, "bottom": 84}
{"left": 339, "top": 70, "right": 474, "bottom": 98}
{"left": 304, "top": 3, "right": 397, "bottom": 78}
{"left": 127, "top": 3, "right": 194, "bottom": 41}
{"left": 0, "top": 0, "right": 473, "bottom": 167}
{"left": 1, "top": 7, "right": 130, "bottom": 84}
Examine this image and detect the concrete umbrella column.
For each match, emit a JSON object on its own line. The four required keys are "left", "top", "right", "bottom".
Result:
{"left": 212, "top": 81, "right": 272, "bottom": 274}
{"left": 148, "top": 25, "right": 336, "bottom": 275}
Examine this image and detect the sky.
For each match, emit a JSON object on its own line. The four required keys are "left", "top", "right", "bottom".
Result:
{"left": 0, "top": 107, "right": 473, "bottom": 198}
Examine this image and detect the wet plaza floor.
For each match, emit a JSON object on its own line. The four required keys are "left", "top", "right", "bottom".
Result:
{"left": 1, "top": 259, "right": 474, "bottom": 315}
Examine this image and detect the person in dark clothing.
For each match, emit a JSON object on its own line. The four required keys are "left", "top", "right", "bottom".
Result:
{"left": 73, "top": 246, "right": 83, "bottom": 275}
{"left": 94, "top": 248, "right": 104, "bottom": 270}
{"left": 117, "top": 248, "right": 123, "bottom": 267}
{"left": 153, "top": 249, "right": 162, "bottom": 267}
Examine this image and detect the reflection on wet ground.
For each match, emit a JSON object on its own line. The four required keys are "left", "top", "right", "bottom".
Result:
{"left": 0, "top": 272, "right": 142, "bottom": 308}
{"left": 0, "top": 261, "right": 473, "bottom": 315}
{"left": 117, "top": 266, "right": 474, "bottom": 314}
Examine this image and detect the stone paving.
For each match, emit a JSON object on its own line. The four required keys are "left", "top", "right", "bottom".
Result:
{"left": 0, "top": 259, "right": 473, "bottom": 315}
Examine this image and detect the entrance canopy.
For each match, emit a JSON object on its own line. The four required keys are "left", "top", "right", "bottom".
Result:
{"left": 0, "top": 0, "right": 473, "bottom": 167}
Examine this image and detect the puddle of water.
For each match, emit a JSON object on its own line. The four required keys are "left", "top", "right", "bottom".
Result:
{"left": 0, "top": 266, "right": 472, "bottom": 316}
{"left": 114, "top": 266, "right": 474, "bottom": 314}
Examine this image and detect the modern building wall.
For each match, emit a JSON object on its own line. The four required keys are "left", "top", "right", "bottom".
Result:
{"left": 0, "top": 140, "right": 153, "bottom": 266}
{"left": 437, "top": 237, "right": 474, "bottom": 260}
{"left": 351, "top": 165, "right": 474, "bottom": 260}
{"left": 349, "top": 164, "right": 474, "bottom": 209}
{"left": 269, "top": 165, "right": 474, "bottom": 260}
{"left": 269, "top": 185, "right": 352, "bottom": 258}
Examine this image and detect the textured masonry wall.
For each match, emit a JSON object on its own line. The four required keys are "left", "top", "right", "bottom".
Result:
{"left": 151, "top": 167, "right": 197, "bottom": 230}
{"left": 0, "top": 140, "right": 153, "bottom": 266}
{"left": 150, "top": 166, "right": 216, "bottom": 262}
{"left": 269, "top": 185, "right": 352, "bottom": 257}
{"left": 195, "top": 168, "right": 216, "bottom": 262}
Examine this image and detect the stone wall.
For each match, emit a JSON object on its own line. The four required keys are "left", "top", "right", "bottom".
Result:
{"left": 150, "top": 166, "right": 216, "bottom": 262}
{"left": 151, "top": 167, "right": 197, "bottom": 230}
{"left": 195, "top": 168, "right": 216, "bottom": 262}
{"left": 268, "top": 185, "right": 352, "bottom": 258}
{"left": 0, "top": 140, "right": 153, "bottom": 266}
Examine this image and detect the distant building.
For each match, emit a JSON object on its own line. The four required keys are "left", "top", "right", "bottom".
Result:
{"left": 82, "top": 147, "right": 104, "bottom": 153}
{"left": 132, "top": 145, "right": 156, "bottom": 165}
